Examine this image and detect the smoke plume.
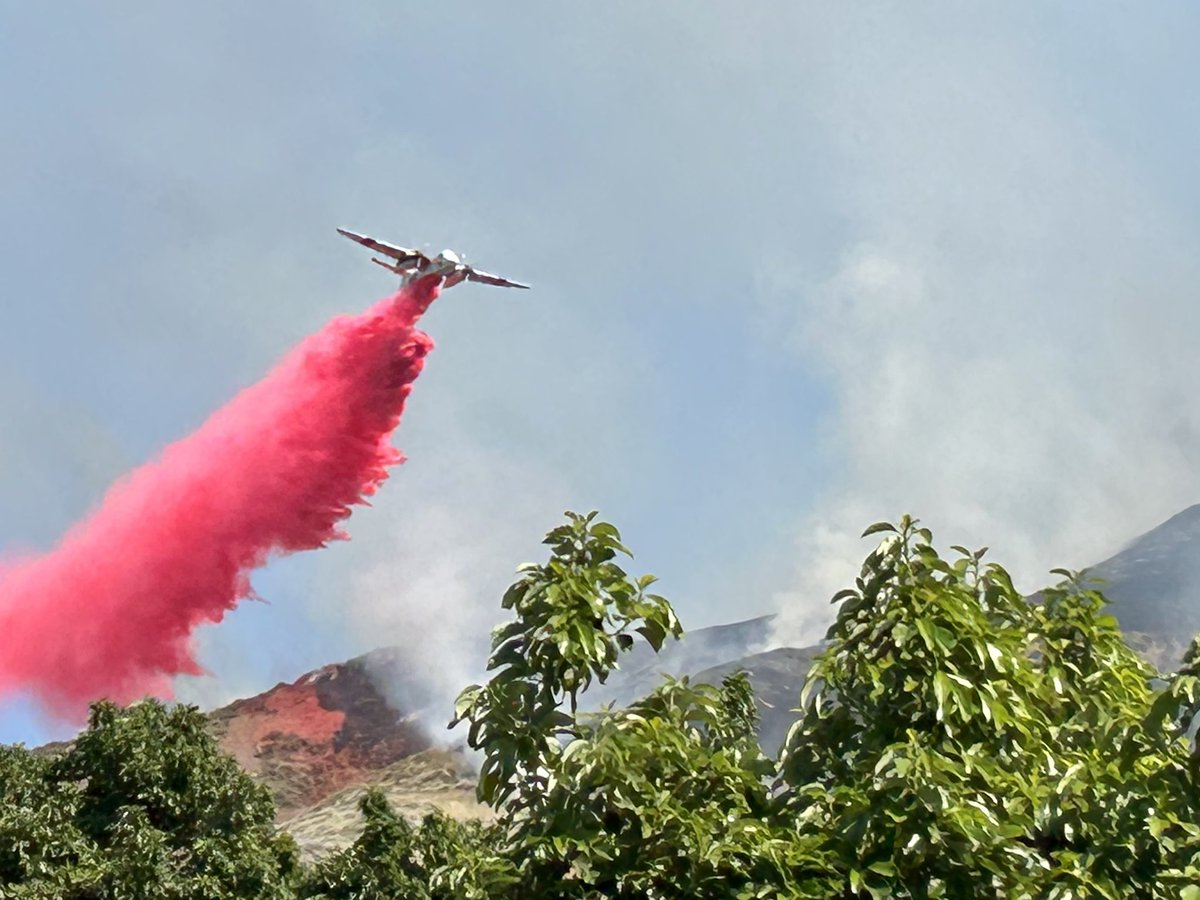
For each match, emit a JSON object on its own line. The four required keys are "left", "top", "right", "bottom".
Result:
{"left": 0, "top": 279, "right": 440, "bottom": 719}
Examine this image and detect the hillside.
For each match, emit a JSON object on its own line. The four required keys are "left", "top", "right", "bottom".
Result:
{"left": 280, "top": 749, "right": 490, "bottom": 860}
{"left": 586, "top": 614, "right": 776, "bottom": 710}
{"left": 1083, "top": 504, "right": 1200, "bottom": 668}
{"left": 693, "top": 645, "right": 821, "bottom": 754}
{"left": 206, "top": 647, "right": 434, "bottom": 820}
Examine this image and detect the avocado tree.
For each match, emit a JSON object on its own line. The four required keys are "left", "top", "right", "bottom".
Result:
{"left": 777, "top": 516, "right": 1200, "bottom": 898}
{"left": 450, "top": 510, "right": 831, "bottom": 898}
{"left": 0, "top": 700, "right": 298, "bottom": 898}
{"left": 447, "top": 512, "right": 1200, "bottom": 898}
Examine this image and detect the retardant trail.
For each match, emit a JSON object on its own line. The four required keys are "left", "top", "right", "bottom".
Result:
{"left": 0, "top": 278, "right": 441, "bottom": 719}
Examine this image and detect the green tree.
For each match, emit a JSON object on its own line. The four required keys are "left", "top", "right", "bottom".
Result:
{"left": 0, "top": 699, "right": 297, "bottom": 898}
{"left": 451, "top": 511, "right": 830, "bottom": 898}
{"left": 452, "top": 510, "right": 682, "bottom": 817}
{"left": 777, "top": 516, "right": 1200, "bottom": 898}
{"left": 0, "top": 742, "right": 90, "bottom": 896}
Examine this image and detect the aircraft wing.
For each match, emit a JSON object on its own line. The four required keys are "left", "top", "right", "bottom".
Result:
{"left": 466, "top": 267, "right": 530, "bottom": 289}
{"left": 337, "top": 228, "right": 426, "bottom": 265}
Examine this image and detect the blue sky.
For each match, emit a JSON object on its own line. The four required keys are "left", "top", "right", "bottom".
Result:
{"left": 4, "top": 3, "right": 1200, "bottom": 745}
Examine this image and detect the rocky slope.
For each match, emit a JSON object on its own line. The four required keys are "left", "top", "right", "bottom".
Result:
{"left": 207, "top": 647, "right": 434, "bottom": 820}
{"left": 587, "top": 616, "right": 812, "bottom": 755}
{"left": 693, "top": 645, "right": 821, "bottom": 754}
{"left": 280, "top": 749, "right": 490, "bottom": 860}
{"left": 585, "top": 614, "right": 776, "bottom": 710}
{"left": 1082, "top": 504, "right": 1200, "bottom": 668}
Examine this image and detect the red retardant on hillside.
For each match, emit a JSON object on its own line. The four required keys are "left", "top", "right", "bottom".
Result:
{"left": 0, "top": 278, "right": 441, "bottom": 719}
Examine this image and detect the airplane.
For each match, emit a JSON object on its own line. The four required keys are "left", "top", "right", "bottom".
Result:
{"left": 336, "top": 228, "right": 529, "bottom": 290}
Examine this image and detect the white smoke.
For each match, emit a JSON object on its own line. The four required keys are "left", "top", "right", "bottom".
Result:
{"left": 330, "top": 408, "right": 573, "bottom": 736}
{"left": 765, "top": 12, "right": 1200, "bottom": 644}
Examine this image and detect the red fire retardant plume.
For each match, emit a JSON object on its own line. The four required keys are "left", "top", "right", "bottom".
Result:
{"left": 0, "top": 279, "right": 441, "bottom": 719}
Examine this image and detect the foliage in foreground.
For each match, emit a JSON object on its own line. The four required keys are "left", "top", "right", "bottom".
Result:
{"left": 433, "top": 512, "right": 1200, "bottom": 898}
{"left": 0, "top": 700, "right": 297, "bottom": 898}
{"left": 4, "top": 511, "right": 1200, "bottom": 898}
{"left": 778, "top": 518, "right": 1200, "bottom": 897}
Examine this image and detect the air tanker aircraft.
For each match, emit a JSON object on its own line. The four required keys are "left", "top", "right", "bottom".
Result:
{"left": 337, "top": 228, "right": 529, "bottom": 290}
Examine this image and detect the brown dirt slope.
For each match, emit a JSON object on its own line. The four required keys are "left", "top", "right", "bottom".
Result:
{"left": 280, "top": 748, "right": 490, "bottom": 860}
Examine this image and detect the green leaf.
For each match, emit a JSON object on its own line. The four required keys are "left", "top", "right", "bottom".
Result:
{"left": 862, "top": 521, "right": 899, "bottom": 538}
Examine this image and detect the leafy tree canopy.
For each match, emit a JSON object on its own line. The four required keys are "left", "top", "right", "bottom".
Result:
{"left": 0, "top": 700, "right": 297, "bottom": 898}
{"left": 442, "top": 512, "right": 1200, "bottom": 898}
